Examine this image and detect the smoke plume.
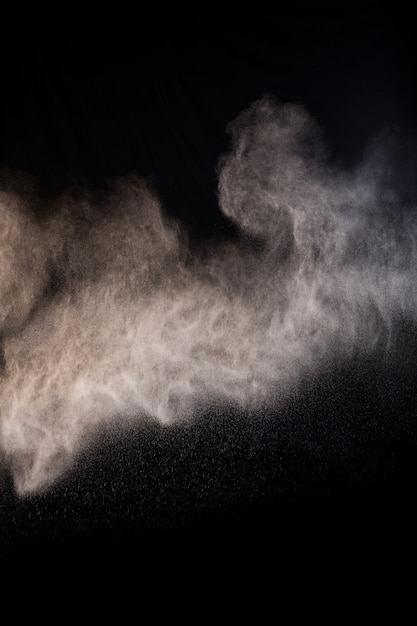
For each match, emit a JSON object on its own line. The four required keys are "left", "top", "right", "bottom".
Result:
{"left": 0, "top": 95, "right": 416, "bottom": 495}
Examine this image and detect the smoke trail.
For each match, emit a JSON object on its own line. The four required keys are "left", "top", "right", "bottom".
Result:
{"left": 0, "top": 95, "right": 416, "bottom": 495}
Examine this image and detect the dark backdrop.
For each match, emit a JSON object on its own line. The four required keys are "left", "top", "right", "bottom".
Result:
{"left": 1, "top": 3, "right": 416, "bottom": 577}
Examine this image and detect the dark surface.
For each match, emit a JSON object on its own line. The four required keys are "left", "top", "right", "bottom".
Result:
{"left": 1, "top": 3, "right": 416, "bottom": 571}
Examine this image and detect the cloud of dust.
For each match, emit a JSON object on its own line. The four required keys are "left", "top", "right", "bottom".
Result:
{"left": 0, "top": 95, "right": 415, "bottom": 495}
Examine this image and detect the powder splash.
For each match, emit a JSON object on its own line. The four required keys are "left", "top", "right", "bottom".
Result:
{"left": 0, "top": 95, "right": 415, "bottom": 495}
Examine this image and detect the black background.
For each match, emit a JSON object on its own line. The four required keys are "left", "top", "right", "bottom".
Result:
{"left": 1, "top": 2, "right": 416, "bottom": 581}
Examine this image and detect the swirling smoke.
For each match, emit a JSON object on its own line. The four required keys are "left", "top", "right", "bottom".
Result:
{"left": 0, "top": 95, "right": 416, "bottom": 495}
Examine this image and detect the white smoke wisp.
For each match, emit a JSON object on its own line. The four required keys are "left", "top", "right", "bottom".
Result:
{"left": 0, "top": 95, "right": 416, "bottom": 496}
